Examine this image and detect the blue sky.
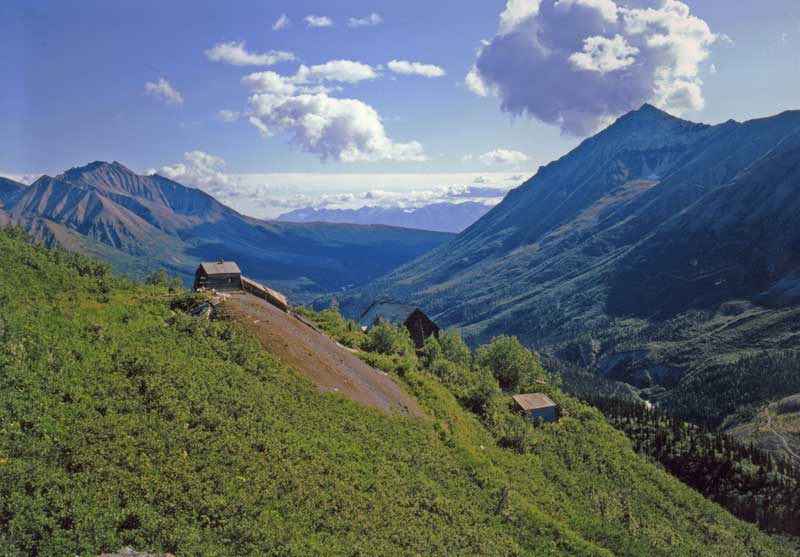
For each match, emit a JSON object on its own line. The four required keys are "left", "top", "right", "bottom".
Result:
{"left": 2, "top": 0, "right": 799, "bottom": 217}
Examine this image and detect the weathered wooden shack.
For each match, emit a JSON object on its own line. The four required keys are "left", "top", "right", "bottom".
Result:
{"left": 512, "top": 393, "right": 558, "bottom": 424}
{"left": 359, "top": 302, "right": 439, "bottom": 349}
{"left": 241, "top": 275, "right": 290, "bottom": 312}
{"left": 193, "top": 261, "right": 242, "bottom": 291}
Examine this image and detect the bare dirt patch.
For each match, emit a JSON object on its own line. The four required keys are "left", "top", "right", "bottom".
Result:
{"left": 224, "top": 293, "right": 424, "bottom": 418}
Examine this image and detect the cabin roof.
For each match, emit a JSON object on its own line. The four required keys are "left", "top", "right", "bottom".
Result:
{"left": 359, "top": 302, "right": 420, "bottom": 327}
{"left": 199, "top": 261, "right": 241, "bottom": 275}
{"left": 512, "top": 393, "right": 556, "bottom": 411}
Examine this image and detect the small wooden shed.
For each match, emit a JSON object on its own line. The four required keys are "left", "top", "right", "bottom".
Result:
{"left": 241, "top": 275, "right": 290, "bottom": 312}
{"left": 193, "top": 261, "right": 242, "bottom": 291}
{"left": 512, "top": 393, "right": 558, "bottom": 424}
{"left": 359, "top": 301, "right": 439, "bottom": 349}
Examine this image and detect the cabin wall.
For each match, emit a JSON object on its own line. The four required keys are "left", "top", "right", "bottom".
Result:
{"left": 404, "top": 312, "right": 439, "bottom": 349}
{"left": 193, "top": 269, "right": 206, "bottom": 290}
{"left": 196, "top": 272, "right": 242, "bottom": 291}
{"left": 528, "top": 407, "right": 557, "bottom": 424}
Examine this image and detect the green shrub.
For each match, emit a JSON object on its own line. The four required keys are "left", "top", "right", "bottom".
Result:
{"left": 476, "top": 335, "right": 547, "bottom": 392}
{"left": 363, "top": 320, "right": 416, "bottom": 357}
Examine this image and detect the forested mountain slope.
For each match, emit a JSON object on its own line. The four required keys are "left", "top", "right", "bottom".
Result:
{"left": 334, "top": 105, "right": 800, "bottom": 450}
{"left": 0, "top": 162, "right": 452, "bottom": 300}
{"left": 0, "top": 228, "right": 793, "bottom": 556}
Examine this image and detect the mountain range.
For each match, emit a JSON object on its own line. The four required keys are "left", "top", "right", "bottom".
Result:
{"left": 333, "top": 104, "right": 800, "bottom": 456}
{"left": 277, "top": 201, "right": 493, "bottom": 233}
{"left": 0, "top": 162, "right": 452, "bottom": 299}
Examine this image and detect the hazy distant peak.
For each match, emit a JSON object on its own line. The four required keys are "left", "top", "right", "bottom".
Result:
{"left": 277, "top": 201, "right": 494, "bottom": 233}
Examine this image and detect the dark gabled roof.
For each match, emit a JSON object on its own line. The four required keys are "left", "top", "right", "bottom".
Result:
{"left": 359, "top": 301, "right": 420, "bottom": 328}
{"left": 512, "top": 393, "right": 556, "bottom": 411}
{"left": 198, "top": 261, "right": 241, "bottom": 275}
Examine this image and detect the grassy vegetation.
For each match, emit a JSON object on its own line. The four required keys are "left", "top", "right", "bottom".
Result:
{"left": 0, "top": 227, "right": 795, "bottom": 556}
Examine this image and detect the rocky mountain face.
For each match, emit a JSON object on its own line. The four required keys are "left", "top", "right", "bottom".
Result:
{"left": 336, "top": 105, "right": 800, "bottom": 447}
{"left": 0, "top": 162, "right": 453, "bottom": 299}
{"left": 0, "top": 177, "right": 25, "bottom": 208}
{"left": 278, "top": 201, "right": 493, "bottom": 233}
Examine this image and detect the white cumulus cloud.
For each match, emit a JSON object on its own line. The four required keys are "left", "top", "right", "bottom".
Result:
{"left": 205, "top": 41, "right": 295, "bottom": 66}
{"left": 296, "top": 60, "right": 378, "bottom": 83}
{"left": 464, "top": 67, "right": 490, "bottom": 97}
{"left": 241, "top": 60, "right": 375, "bottom": 96}
{"left": 153, "top": 151, "right": 236, "bottom": 192}
{"left": 569, "top": 34, "right": 639, "bottom": 73}
{"left": 467, "top": 0, "right": 716, "bottom": 136}
{"left": 248, "top": 92, "right": 425, "bottom": 162}
{"left": 387, "top": 60, "right": 446, "bottom": 78}
{"left": 305, "top": 15, "right": 333, "bottom": 27}
{"left": 240, "top": 57, "right": 424, "bottom": 163}
{"left": 144, "top": 78, "right": 183, "bottom": 107}
{"left": 348, "top": 13, "right": 382, "bottom": 27}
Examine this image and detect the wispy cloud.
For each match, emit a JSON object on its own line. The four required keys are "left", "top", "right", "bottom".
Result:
{"left": 205, "top": 41, "right": 295, "bottom": 66}
{"left": 304, "top": 14, "right": 333, "bottom": 27}
{"left": 272, "top": 14, "right": 289, "bottom": 31}
{"left": 348, "top": 13, "right": 382, "bottom": 27}
{"left": 149, "top": 153, "right": 523, "bottom": 218}
{"left": 387, "top": 60, "right": 446, "bottom": 78}
{"left": 218, "top": 109, "right": 242, "bottom": 123}
{"left": 0, "top": 172, "right": 40, "bottom": 185}
{"left": 464, "top": 149, "right": 529, "bottom": 166}
{"left": 717, "top": 33, "right": 735, "bottom": 46}
{"left": 144, "top": 78, "right": 183, "bottom": 107}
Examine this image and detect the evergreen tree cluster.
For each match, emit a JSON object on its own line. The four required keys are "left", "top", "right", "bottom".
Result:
{"left": 663, "top": 350, "right": 800, "bottom": 427}
{"left": 589, "top": 397, "right": 800, "bottom": 536}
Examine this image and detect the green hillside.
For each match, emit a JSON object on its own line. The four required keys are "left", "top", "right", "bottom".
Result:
{"left": 0, "top": 227, "right": 793, "bottom": 556}
{"left": 331, "top": 107, "right": 800, "bottom": 457}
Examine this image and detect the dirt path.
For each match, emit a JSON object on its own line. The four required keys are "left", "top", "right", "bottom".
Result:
{"left": 763, "top": 407, "right": 800, "bottom": 463}
{"left": 224, "top": 293, "right": 424, "bottom": 418}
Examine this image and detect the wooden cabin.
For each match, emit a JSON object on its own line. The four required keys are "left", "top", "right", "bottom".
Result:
{"left": 359, "top": 302, "right": 439, "bottom": 349}
{"left": 193, "top": 261, "right": 242, "bottom": 291}
{"left": 512, "top": 393, "right": 558, "bottom": 424}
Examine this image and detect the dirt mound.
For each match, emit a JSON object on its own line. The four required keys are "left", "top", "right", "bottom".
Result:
{"left": 224, "top": 293, "right": 423, "bottom": 418}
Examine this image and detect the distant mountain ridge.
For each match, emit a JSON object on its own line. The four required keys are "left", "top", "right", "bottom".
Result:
{"left": 335, "top": 104, "right": 800, "bottom": 454}
{"left": 0, "top": 161, "right": 453, "bottom": 299}
{"left": 277, "top": 201, "right": 493, "bottom": 233}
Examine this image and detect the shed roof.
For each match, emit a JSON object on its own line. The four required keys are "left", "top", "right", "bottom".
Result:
{"left": 199, "top": 261, "right": 241, "bottom": 275}
{"left": 359, "top": 302, "right": 419, "bottom": 327}
{"left": 241, "top": 275, "right": 289, "bottom": 309}
{"left": 512, "top": 393, "right": 556, "bottom": 411}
